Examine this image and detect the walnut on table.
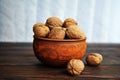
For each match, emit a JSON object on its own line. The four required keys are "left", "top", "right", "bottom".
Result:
{"left": 86, "top": 53, "right": 103, "bottom": 66}
{"left": 67, "top": 59, "right": 85, "bottom": 75}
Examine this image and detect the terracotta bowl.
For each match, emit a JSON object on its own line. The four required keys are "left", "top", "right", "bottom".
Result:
{"left": 33, "top": 37, "right": 87, "bottom": 67}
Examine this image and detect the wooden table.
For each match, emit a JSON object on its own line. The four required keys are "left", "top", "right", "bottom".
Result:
{"left": 0, "top": 43, "right": 120, "bottom": 80}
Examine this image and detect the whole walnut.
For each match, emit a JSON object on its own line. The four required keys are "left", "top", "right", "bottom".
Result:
{"left": 66, "top": 25, "right": 86, "bottom": 39}
{"left": 45, "top": 17, "right": 63, "bottom": 29}
{"left": 48, "top": 27, "right": 66, "bottom": 39}
{"left": 33, "top": 23, "right": 50, "bottom": 38}
{"left": 63, "top": 18, "right": 77, "bottom": 28}
{"left": 33, "top": 22, "right": 44, "bottom": 31}
{"left": 86, "top": 53, "right": 103, "bottom": 66}
{"left": 67, "top": 59, "right": 85, "bottom": 75}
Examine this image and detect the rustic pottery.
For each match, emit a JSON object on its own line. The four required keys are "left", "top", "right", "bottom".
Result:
{"left": 33, "top": 37, "right": 86, "bottom": 67}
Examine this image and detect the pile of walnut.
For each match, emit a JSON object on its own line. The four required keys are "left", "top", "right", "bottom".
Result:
{"left": 67, "top": 53, "right": 103, "bottom": 76}
{"left": 33, "top": 17, "right": 103, "bottom": 76}
{"left": 33, "top": 17, "right": 86, "bottom": 39}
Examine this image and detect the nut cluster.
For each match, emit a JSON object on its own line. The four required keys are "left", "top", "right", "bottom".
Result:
{"left": 32, "top": 17, "right": 103, "bottom": 76}
{"left": 33, "top": 17, "right": 86, "bottom": 40}
{"left": 67, "top": 53, "right": 103, "bottom": 76}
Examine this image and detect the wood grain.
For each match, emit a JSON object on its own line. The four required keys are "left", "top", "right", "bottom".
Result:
{"left": 0, "top": 42, "right": 120, "bottom": 80}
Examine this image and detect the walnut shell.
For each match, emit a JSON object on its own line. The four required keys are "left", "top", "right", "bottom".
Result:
{"left": 63, "top": 18, "right": 77, "bottom": 28}
{"left": 33, "top": 22, "right": 45, "bottom": 31}
{"left": 67, "top": 59, "right": 85, "bottom": 75}
{"left": 86, "top": 53, "right": 103, "bottom": 66}
{"left": 66, "top": 25, "right": 86, "bottom": 39}
{"left": 45, "top": 17, "right": 63, "bottom": 29}
{"left": 33, "top": 23, "right": 50, "bottom": 38}
{"left": 48, "top": 27, "right": 66, "bottom": 39}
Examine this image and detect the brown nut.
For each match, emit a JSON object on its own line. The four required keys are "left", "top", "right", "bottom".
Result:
{"left": 45, "top": 17, "right": 63, "bottom": 29}
{"left": 66, "top": 25, "right": 86, "bottom": 39}
{"left": 86, "top": 53, "right": 103, "bottom": 66}
{"left": 33, "top": 23, "right": 50, "bottom": 38}
{"left": 33, "top": 22, "right": 45, "bottom": 31}
{"left": 63, "top": 18, "right": 77, "bottom": 28}
{"left": 48, "top": 27, "right": 66, "bottom": 39}
{"left": 67, "top": 59, "right": 85, "bottom": 75}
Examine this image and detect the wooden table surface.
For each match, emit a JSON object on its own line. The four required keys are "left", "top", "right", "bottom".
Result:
{"left": 0, "top": 43, "right": 120, "bottom": 80}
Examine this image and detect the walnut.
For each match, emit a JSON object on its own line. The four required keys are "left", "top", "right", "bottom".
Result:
{"left": 33, "top": 23, "right": 50, "bottom": 38}
{"left": 63, "top": 18, "right": 77, "bottom": 28}
{"left": 66, "top": 25, "right": 86, "bottom": 39}
{"left": 45, "top": 17, "right": 63, "bottom": 29}
{"left": 33, "top": 22, "right": 44, "bottom": 31}
{"left": 48, "top": 27, "right": 66, "bottom": 39}
{"left": 86, "top": 53, "right": 103, "bottom": 66}
{"left": 67, "top": 59, "right": 85, "bottom": 75}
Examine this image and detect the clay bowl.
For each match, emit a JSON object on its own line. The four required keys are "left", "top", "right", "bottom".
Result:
{"left": 33, "top": 37, "right": 87, "bottom": 67}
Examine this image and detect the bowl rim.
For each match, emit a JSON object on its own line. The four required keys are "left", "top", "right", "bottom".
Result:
{"left": 33, "top": 36, "right": 86, "bottom": 42}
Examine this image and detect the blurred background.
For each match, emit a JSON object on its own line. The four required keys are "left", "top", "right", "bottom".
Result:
{"left": 0, "top": 0, "right": 120, "bottom": 43}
